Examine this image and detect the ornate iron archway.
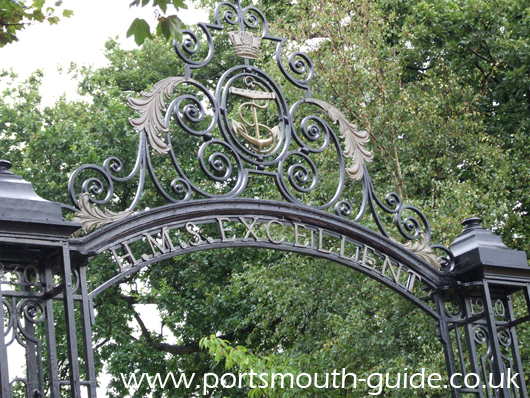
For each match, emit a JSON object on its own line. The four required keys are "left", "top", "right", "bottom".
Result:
{"left": 1, "top": 1, "right": 530, "bottom": 397}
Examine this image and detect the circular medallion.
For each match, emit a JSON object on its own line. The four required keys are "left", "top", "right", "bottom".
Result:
{"left": 217, "top": 66, "right": 290, "bottom": 166}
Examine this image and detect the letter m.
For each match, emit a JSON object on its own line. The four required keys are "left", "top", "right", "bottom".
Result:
{"left": 143, "top": 227, "right": 175, "bottom": 255}
{"left": 271, "top": 373, "right": 294, "bottom": 389}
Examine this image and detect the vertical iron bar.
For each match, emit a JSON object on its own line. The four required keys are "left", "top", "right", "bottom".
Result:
{"left": 23, "top": 286, "right": 39, "bottom": 397}
{"left": 62, "top": 242, "right": 81, "bottom": 398}
{"left": 0, "top": 283, "right": 12, "bottom": 398}
{"left": 463, "top": 297, "right": 485, "bottom": 398}
{"left": 506, "top": 295, "right": 528, "bottom": 398}
{"left": 454, "top": 325, "right": 467, "bottom": 377}
{"left": 42, "top": 265, "right": 61, "bottom": 398}
{"left": 435, "top": 292, "right": 461, "bottom": 398}
{"left": 481, "top": 281, "right": 510, "bottom": 398}
{"left": 78, "top": 264, "right": 97, "bottom": 397}
{"left": 524, "top": 286, "right": 530, "bottom": 314}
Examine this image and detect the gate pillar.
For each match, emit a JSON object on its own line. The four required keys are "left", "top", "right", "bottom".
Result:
{"left": 437, "top": 217, "right": 530, "bottom": 398}
{"left": 0, "top": 160, "right": 91, "bottom": 398}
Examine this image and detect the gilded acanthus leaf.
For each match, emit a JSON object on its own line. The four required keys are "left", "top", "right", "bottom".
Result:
{"left": 128, "top": 77, "right": 195, "bottom": 155}
{"left": 398, "top": 232, "right": 440, "bottom": 270}
{"left": 305, "top": 98, "right": 374, "bottom": 180}
{"left": 72, "top": 193, "right": 132, "bottom": 236}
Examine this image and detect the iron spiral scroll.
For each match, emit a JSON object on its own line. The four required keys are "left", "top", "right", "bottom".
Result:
{"left": 67, "top": 0, "right": 454, "bottom": 271}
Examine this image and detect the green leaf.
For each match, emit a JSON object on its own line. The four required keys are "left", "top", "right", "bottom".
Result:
{"left": 31, "top": 9, "right": 45, "bottom": 22}
{"left": 126, "top": 18, "right": 152, "bottom": 46}
{"left": 31, "top": 0, "right": 45, "bottom": 10}
{"left": 171, "top": 0, "right": 187, "bottom": 10}
{"left": 158, "top": 15, "right": 182, "bottom": 41}
{"left": 153, "top": 0, "right": 168, "bottom": 13}
{"left": 54, "top": 0, "right": 63, "bottom": 6}
{"left": 62, "top": 9, "right": 73, "bottom": 18}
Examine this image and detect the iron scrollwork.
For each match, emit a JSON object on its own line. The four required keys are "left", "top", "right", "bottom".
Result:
{"left": 67, "top": 0, "right": 452, "bottom": 270}
{"left": 3, "top": 297, "right": 46, "bottom": 395}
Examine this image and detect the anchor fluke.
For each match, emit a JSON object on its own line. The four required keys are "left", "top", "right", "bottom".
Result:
{"left": 229, "top": 77, "right": 282, "bottom": 154}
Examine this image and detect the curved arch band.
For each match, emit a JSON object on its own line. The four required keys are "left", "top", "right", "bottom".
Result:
{"left": 71, "top": 199, "right": 451, "bottom": 319}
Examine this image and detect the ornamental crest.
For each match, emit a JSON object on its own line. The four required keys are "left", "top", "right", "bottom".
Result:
{"left": 228, "top": 30, "right": 262, "bottom": 59}
{"left": 68, "top": 0, "right": 452, "bottom": 271}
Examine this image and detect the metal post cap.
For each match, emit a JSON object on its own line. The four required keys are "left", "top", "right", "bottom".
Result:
{"left": 0, "top": 160, "right": 81, "bottom": 236}
{"left": 0, "top": 159, "right": 13, "bottom": 174}
{"left": 462, "top": 217, "right": 483, "bottom": 228}
{"left": 450, "top": 216, "right": 528, "bottom": 274}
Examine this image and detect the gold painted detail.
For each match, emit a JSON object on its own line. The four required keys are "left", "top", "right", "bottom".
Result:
{"left": 72, "top": 193, "right": 132, "bottom": 237}
{"left": 230, "top": 87, "right": 275, "bottom": 100}
{"left": 230, "top": 77, "right": 281, "bottom": 153}
{"left": 228, "top": 31, "right": 262, "bottom": 59}
{"left": 128, "top": 77, "right": 197, "bottom": 155}
{"left": 305, "top": 98, "right": 374, "bottom": 180}
{"left": 397, "top": 232, "right": 440, "bottom": 270}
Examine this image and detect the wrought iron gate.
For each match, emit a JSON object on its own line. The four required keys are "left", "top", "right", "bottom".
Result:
{"left": 1, "top": 1, "right": 530, "bottom": 397}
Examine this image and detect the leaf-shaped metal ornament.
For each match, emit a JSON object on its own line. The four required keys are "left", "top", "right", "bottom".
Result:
{"left": 72, "top": 193, "right": 132, "bottom": 236}
{"left": 127, "top": 77, "right": 195, "bottom": 155}
{"left": 398, "top": 232, "right": 440, "bottom": 270}
{"left": 305, "top": 98, "right": 374, "bottom": 180}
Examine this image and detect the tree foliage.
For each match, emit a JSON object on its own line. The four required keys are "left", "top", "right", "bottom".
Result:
{"left": 127, "top": 0, "right": 188, "bottom": 45}
{"left": 0, "top": 0, "right": 73, "bottom": 47}
{"left": 1, "top": 0, "right": 530, "bottom": 396}
{"left": 0, "top": 0, "right": 188, "bottom": 49}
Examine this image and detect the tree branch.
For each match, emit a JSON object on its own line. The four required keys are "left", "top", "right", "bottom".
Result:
{"left": 468, "top": 47, "right": 494, "bottom": 64}
{"left": 127, "top": 301, "right": 254, "bottom": 356}
{"left": 405, "top": 64, "right": 435, "bottom": 71}
{"left": 94, "top": 338, "right": 110, "bottom": 351}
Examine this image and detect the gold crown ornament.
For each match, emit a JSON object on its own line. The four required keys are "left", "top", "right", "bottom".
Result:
{"left": 228, "top": 31, "right": 262, "bottom": 59}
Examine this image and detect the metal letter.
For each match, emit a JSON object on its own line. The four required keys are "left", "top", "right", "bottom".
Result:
{"left": 382, "top": 256, "right": 402, "bottom": 286}
{"left": 265, "top": 220, "right": 285, "bottom": 244}
{"left": 239, "top": 217, "right": 260, "bottom": 242}
{"left": 406, "top": 270, "right": 422, "bottom": 292}
{"left": 317, "top": 228, "right": 333, "bottom": 254}
{"left": 143, "top": 227, "right": 175, "bottom": 256}
{"left": 361, "top": 245, "right": 377, "bottom": 269}
{"left": 109, "top": 242, "right": 138, "bottom": 271}
{"left": 294, "top": 223, "right": 309, "bottom": 247}
{"left": 217, "top": 218, "right": 236, "bottom": 242}
{"left": 186, "top": 222, "right": 203, "bottom": 246}
{"left": 339, "top": 235, "right": 354, "bottom": 259}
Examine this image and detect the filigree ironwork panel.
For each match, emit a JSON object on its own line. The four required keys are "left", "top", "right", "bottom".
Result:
{"left": 436, "top": 288, "right": 527, "bottom": 398}
{"left": 66, "top": 0, "right": 453, "bottom": 269}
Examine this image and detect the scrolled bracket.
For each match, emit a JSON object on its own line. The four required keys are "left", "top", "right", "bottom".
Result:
{"left": 71, "top": 193, "right": 132, "bottom": 236}
{"left": 397, "top": 232, "right": 440, "bottom": 270}
{"left": 127, "top": 77, "right": 197, "bottom": 155}
{"left": 394, "top": 233, "right": 454, "bottom": 271}
{"left": 304, "top": 98, "right": 373, "bottom": 180}
{"left": 430, "top": 244, "right": 456, "bottom": 272}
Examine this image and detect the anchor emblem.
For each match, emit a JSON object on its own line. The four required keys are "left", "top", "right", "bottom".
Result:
{"left": 230, "top": 77, "right": 281, "bottom": 153}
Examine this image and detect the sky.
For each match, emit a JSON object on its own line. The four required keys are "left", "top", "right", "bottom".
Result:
{"left": 1, "top": 1, "right": 207, "bottom": 396}
{"left": 1, "top": 0, "right": 207, "bottom": 105}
